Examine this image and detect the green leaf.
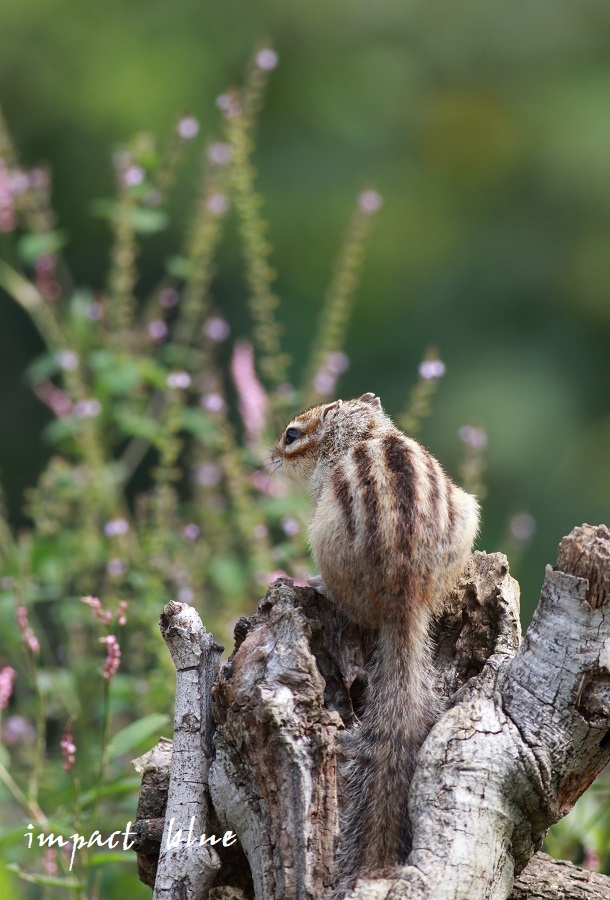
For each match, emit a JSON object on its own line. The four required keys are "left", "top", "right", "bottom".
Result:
{"left": 89, "top": 350, "right": 144, "bottom": 395}
{"left": 89, "top": 350, "right": 168, "bottom": 393}
{"left": 0, "top": 817, "right": 81, "bottom": 849}
{"left": 44, "top": 416, "right": 86, "bottom": 444}
{"left": 0, "top": 861, "right": 19, "bottom": 896}
{"left": 78, "top": 776, "right": 142, "bottom": 809}
{"left": 6, "top": 864, "right": 81, "bottom": 889}
{"left": 17, "top": 230, "right": 69, "bottom": 265}
{"left": 68, "top": 289, "right": 96, "bottom": 320}
{"left": 88, "top": 852, "right": 137, "bottom": 866}
{"left": 130, "top": 207, "right": 169, "bottom": 234}
{"left": 165, "top": 255, "right": 191, "bottom": 278}
{"left": 209, "top": 557, "right": 247, "bottom": 596}
{"left": 90, "top": 199, "right": 168, "bottom": 234}
{"left": 181, "top": 408, "right": 218, "bottom": 442}
{"left": 108, "top": 712, "right": 170, "bottom": 760}
{"left": 26, "top": 350, "right": 62, "bottom": 384}
{"left": 115, "top": 411, "right": 164, "bottom": 443}
{"left": 65, "top": 289, "right": 100, "bottom": 346}
{"left": 89, "top": 198, "right": 117, "bottom": 220}
{"left": 135, "top": 357, "right": 170, "bottom": 389}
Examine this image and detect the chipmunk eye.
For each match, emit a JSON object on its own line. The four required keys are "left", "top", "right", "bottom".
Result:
{"left": 285, "top": 427, "right": 300, "bottom": 445}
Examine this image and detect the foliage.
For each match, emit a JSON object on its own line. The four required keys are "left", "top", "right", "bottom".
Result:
{"left": 0, "top": 46, "right": 448, "bottom": 897}
{"left": 0, "top": 38, "right": 606, "bottom": 898}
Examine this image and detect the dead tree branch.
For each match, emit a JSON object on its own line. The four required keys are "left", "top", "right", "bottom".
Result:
{"left": 133, "top": 524, "right": 610, "bottom": 899}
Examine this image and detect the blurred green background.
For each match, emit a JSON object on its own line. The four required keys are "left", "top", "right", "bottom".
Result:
{"left": 1, "top": 0, "right": 609, "bottom": 623}
{"left": 1, "top": 0, "right": 610, "bottom": 894}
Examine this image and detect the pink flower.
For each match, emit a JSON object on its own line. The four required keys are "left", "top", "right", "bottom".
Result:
{"left": 206, "top": 193, "right": 229, "bottom": 215}
{"left": 509, "top": 513, "right": 536, "bottom": 543}
{"left": 60, "top": 723, "right": 76, "bottom": 772}
{"left": 583, "top": 847, "right": 600, "bottom": 872}
{"left": 458, "top": 425, "right": 488, "bottom": 451}
{"left": 0, "top": 666, "right": 16, "bottom": 709}
{"left": 256, "top": 49, "right": 279, "bottom": 71}
{"left": 73, "top": 399, "right": 101, "bottom": 419}
{"left": 29, "top": 168, "right": 49, "bottom": 190}
{"left": 230, "top": 341, "right": 268, "bottom": 445}
{"left": 58, "top": 350, "right": 79, "bottom": 371}
{"left": 35, "top": 254, "right": 61, "bottom": 302}
{"left": 0, "top": 161, "right": 16, "bottom": 232}
{"left": 183, "top": 523, "right": 200, "bottom": 541}
{"left": 326, "top": 352, "right": 349, "bottom": 375}
{"left": 201, "top": 393, "right": 226, "bottom": 414}
{"left": 202, "top": 316, "right": 230, "bottom": 342}
{"left": 281, "top": 517, "right": 299, "bottom": 537}
{"left": 177, "top": 116, "right": 199, "bottom": 140}
{"left": 9, "top": 169, "right": 30, "bottom": 195}
{"left": 419, "top": 358, "right": 446, "bottom": 380}
{"left": 123, "top": 165, "right": 145, "bottom": 187}
{"left": 167, "top": 371, "right": 191, "bottom": 389}
{"left": 107, "top": 558, "right": 128, "bottom": 578}
{"left": 251, "top": 470, "right": 287, "bottom": 498}
{"left": 33, "top": 380, "right": 73, "bottom": 417}
{"left": 216, "top": 93, "right": 242, "bottom": 118}
{"left": 103, "top": 518, "right": 129, "bottom": 537}
{"left": 196, "top": 463, "right": 222, "bottom": 487}
{"left": 207, "top": 142, "right": 232, "bottom": 166}
{"left": 100, "top": 635, "right": 121, "bottom": 680}
{"left": 0, "top": 159, "right": 17, "bottom": 233}
{"left": 81, "top": 595, "right": 113, "bottom": 626}
{"left": 148, "top": 319, "right": 168, "bottom": 341}
{"left": 16, "top": 606, "right": 40, "bottom": 655}
{"left": 44, "top": 848, "right": 58, "bottom": 877}
{"left": 116, "top": 601, "right": 128, "bottom": 627}
{"left": 2, "top": 715, "right": 36, "bottom": 747}
{"left": 314, "top": 371, "right": 335, "bottom": 396}
{"left": 358, "top": 190, "right": 383, "bottom": 215}
{"left": 266, "top": 570, "right": 288, "bottom": 584}
{"left": 313, "top": 352, "right": 350, "bottom": 398}
{"left": 159, "top": 287, "right": 180, "bottom": 308}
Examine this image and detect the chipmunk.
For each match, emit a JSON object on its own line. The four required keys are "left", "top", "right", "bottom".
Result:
{"left": 271, "top": 393, "right": 480, "bottom": 885}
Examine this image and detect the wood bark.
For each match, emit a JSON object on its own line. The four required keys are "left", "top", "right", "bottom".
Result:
{"left": 133, "top": 524, "right": 610, "bottom": 899}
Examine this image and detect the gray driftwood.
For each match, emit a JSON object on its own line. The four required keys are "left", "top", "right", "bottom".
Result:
{"left": 132, "top": 524, "right": 610, "bottom": 899}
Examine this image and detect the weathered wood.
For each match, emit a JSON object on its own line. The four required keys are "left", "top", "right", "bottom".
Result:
{"left": 132, "top": 737, "right": 173, "bottom": 888}
{"left": 152, "top": 601, "right": 224, "bottom": 899}
{"left": 133, "top": 526, "right": 610, "bottom": 899}
{"left": 347, "top": 525, "right": 610, "bottom": 899}
{"left": 510, "top": 852, "right": 610, "bottom": 899}
{"left": 209, "top": 580, "right": 345, "bottom": 899}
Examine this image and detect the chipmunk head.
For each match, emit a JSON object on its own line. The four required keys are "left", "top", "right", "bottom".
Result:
{"left": 271, "top": 392, "right": 385, "bottom": 487}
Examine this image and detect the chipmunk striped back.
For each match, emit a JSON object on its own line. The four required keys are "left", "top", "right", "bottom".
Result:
{"left": 272, "top": 393, "right": 480, "bottom": 887}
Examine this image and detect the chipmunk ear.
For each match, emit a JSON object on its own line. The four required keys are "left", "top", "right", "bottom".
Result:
{"left": 322, "top": 399, "right": 343, "bottom": 419}
{"left": 359, "top": 392, "right": 381, "bottom": 409}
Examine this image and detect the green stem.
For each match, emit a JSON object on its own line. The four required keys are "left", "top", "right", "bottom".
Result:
{"left": 0, "top": 259, "right": 67, "bottom": 350}
{"left": 27, "top": 670, "right": 46, "bottom": 811}
{"left": 0, "top": 759, "right": 47, "bottom": 824}
{"left": 94, "top": 677, "right": 112, "bottom": 823}
{"left": 303, "top": 198, "right": 376, "bottom": 406}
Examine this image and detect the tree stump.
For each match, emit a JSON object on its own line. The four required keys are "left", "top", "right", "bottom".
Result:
{"left": 132, "top": 524, "right": 610, "bottom": 899}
